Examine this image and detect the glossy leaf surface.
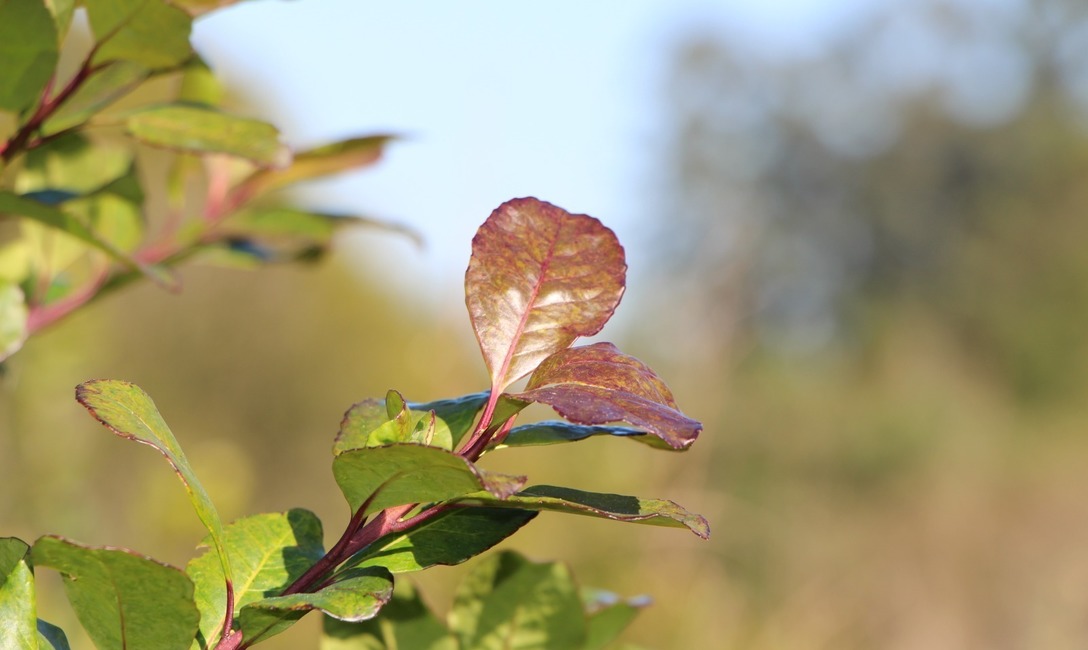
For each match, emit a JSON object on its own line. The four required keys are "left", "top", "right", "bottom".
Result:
{"left": 86, "top": 0, "right": 192, "bottom": 68}
{"left": 126, "top": 105, "right": 289, "bottom": 166}
{"left": 186, "top": 509, "right": 324, "bottom": 649}
{"left": 76, "top": 380, "right": 233, "bottom": 609}
{"left": 321, "top": 581, "right": 455, "bottom": 650}
{"left": 236, "top": 135, "right": 393, "bottom": 199}
{"left": 0, "top": 0, "right": 58, "bottom": 112}
{"left": 349, "top": 507, "right": 537, "bottom": 574}
{"left": 0, "top": 281, "right": 27, "bottom": 362}
{"left": 499, "top": 420, "right": 673, "bottom": 450}
{"left": 0, "top": 537, "right": 36, "bottom": 650}
{"left": 237, "top": 568, "right": 393, "bottom": 645}
{"left": 332, "top": 444, "right": 524, "bottom": 515}
{"left": 31, "top": 536, "right": 199, "bottom": 650}
{"left": 449, "top": 551, "right": 585, "bottom": 650}
{"left": 461, "top": 485, "right": 710, "bottom": 539}
{"left": 514, "top": 342, "right": 701, "bottom": 450}
{"left": 466, "top": 198, "right": 625, "bottom": 393}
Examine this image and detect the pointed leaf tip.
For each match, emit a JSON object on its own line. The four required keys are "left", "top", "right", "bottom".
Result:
{"left": 513, "top": 343, "right": 702, "bottom": 450}
{"left": 466, "top": 198, "right": 626, "bottom": 393}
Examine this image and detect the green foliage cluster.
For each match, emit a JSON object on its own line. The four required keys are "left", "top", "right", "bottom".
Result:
{"left": 2, "top": 197, "right": 707, "bottom": 649}
{"left": 1, "top": 0, "right": 401, "bottom": 362}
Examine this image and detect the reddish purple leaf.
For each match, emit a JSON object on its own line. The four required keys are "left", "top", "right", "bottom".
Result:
{"left": 466, "top": 198, "right": 626, "bottom": 394}
{"left": 513, "top": 343, "right": 701, "bottom": 450}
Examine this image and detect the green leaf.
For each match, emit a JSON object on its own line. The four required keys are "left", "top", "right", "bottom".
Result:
{"left": 409, "top": 391, "right": 489, "bottom": 449}
{"left": 17, "top": 133, "right": 133, "bottom": 195}
{"left": 126, "top": 105, "right": 289, "bottom": 166}
{"left": 581, "top": 589, "right": 648, "bottom": 650}
{"left": 44, "top": 0, "right": 76, "bottom": 41}
{"left": 224, "top": 207, "right": 422, "bottom": 251}
{"left": 513, "top": 343, "right": 702, "bottom": 451}
{"left": 349, "top": 507, "right": 537, "bottom": 574}
{"left": 86, "top": 0, "right": 192, "bottom": 68}
{"left": 0, "top": 191, "right": 174, "bottom": 289}
{"left": 0, "top": 0, "right": 58, "bottom": 112}
{"left": 237, "top": 568, "right": 393, "bottom": 646}
{"left": 321, "top": 581, "right": 456, "bottom": 650}
{"left": 334, "top": 394, "right": 453, "bottom": 455}
{"left": 235, "top": 135, "right": 394, "bottom": 200}
{"left": 0, "top": 537, "right": 36, "bottom": 650}
{"left": 459, "top": 485, "right": 710, "bottom": 539}
{"left": 178, "top": 58, "right": 223, "bottom": 107}
{"left": 0, "top": 281, "right": 27, "bottom": 362}
{"left": 449, "top": 551, "right": 586, "bottom": 650}
{"left": 332, "top": 444, "right": 525, "bottom": 516}
{"left": 499, "top": 421, "right": 672, "bottom": 451}
{"left": 75, "top": 379, "right": 233, "bottom": 622}
{"left": 186, "top": 509, "right": 325, "bottom": 650}
{"left": 31, "top": 536, "right": 199, "bottom": 650}
{"left": 465, "top": 197, "right": 626, "bottom": 394}
{"left": 43, "top": 61, "right": 150, "bottom": 135}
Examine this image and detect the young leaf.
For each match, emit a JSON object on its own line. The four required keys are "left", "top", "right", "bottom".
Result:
{"left": 321, "top": 581, "right": 456, "bottom": 650}
{"left": 513, "top": 342, "right": 701, "bottom": 450}
{"left": 499, "top": 421, "right": 676, "bottom": 451}
{"left": 332, "top": 444, "right": 525, "bottom": 516}
{"left": 347, "top": 507, "right": 537, "bottom": 574}
{"left": 449, "top": 550, "right": 586, "bottom": 650}
{"left": 186, "top": 509, "right": 325, "bottom": 650}
{"left": 31, "top": 536, "right": 199, "bottom": 650}
{"left": 0, "top": 281, "right": 27, "bottom": 362}
{"left": 0, "top": 0, "right": 59, "bottom": 112}
{"left": 466, "top": 198, "right": 626, "bottom": 394}
{"left": 0, "top": 537, "right": 36, "bottom": 650}
{"left": 234, "top": 135, "right": 394, "bottom": 200}
{"left": 334, "top": 395, "right": 453, "bottom": 455}
{"left": 409, "top": 391, "right": 489, "bottom": 449}
{"left": 125, "top": 105, "right": 290, "bottom": 167}
{"left": 237, "top": 567, "right": 393, "bottom": 646}
{"left": 459, "top": 485, "right": 710, "bottom": 539}
{"left": 75, "top": 379, "right": 233, "bottom": 622}
{"left": 86, "top": 0, "right": 192, "bottom": 68}
{"left": 581, "top": 589, "right": 649, "bottom": 650}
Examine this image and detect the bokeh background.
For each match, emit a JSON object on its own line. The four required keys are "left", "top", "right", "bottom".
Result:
{"left": 5, "top": 0, "right": 1088, "bottom": 648}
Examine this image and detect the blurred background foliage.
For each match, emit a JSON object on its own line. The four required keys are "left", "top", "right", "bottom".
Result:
{"left": 6, "top": 0, "right": 1088, "bottom": 648}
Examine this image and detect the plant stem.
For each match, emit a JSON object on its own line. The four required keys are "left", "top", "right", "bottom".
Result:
{"left": 2, "top": 55, "right": 98, "bottom": 163}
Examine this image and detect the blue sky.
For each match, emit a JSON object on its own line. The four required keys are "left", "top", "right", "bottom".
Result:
{"left": 192, "top": 0, "right": 882, "bottom": 310}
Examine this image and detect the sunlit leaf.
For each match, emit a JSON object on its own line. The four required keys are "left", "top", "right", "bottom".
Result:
{"left": 466, "top": 198, "right": 626, "bottom": 393}
{"left": 43, "top": 61, "right": 150, "bottom": 135}
{"left": 0, "top": 191, "right": 174, "bottom": 288}
{"left": 348, "top": 507, "right": 537, "bottom": 574}
{"left": 334, "top": 394, "right": 453, "bottom": 455}
{"left": 409, "top": 391, "right": 489, "bottom": 449}
{"left": 237, "top": 568, "right": 393, "bottom": 646}
{"left": 0, "top": 537, "right": 36, "bottom": 650}
{"left": 459, "top": 485, "right": 710, "bottom": 539}
{"left": 0, "top": 282, "right": 27, "bottom": 362}
{"left": 86, "top": 0, "right": 192, "bottom": 68}
{"left": 235, "top": 135, "right": 394, "bottom": 200}
{"left": 333, "top": 444, "right": 525, "bottom": 516}
{"left": 499, "top": 420, "right": 675, "bottom": 451}
{"left": 186, "top": 509, "right": 325, "bottom": 650}
{"left": 224, "top": 207, "right": 421, "bottom": 248}
{"left": 75, "top": 379, "right": 233, "bottom": 619}
{"left": 16, "top": 133, "right": 133, "bottom": 195}
{"left": 170, "top": 0, "right": 249, "bottom": 17}
{"left": 513, "top": 342, "right": 701, "bottom": 450}
{"left": 178, "top": 58, "right": 223, "bottom": 107}
{"left": 126, "top": 105, "right": 289, "bottom": 166}
{"left": 44, "top": 0, "right": 76, "bottom": 41}
{"left": 581, "top": 588, "right": 649, "bottom": 650}
{"left": 31, "top": 536, "right": 199, "bottom": 650}
{"left": 321, "top": 581, "right": 456, "bottom": 650}
{"left": 449, "top": 550, "right": 586, "bottom": 650}
{"left": 0, "top": 0, "right": 58, "bottom": 112}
